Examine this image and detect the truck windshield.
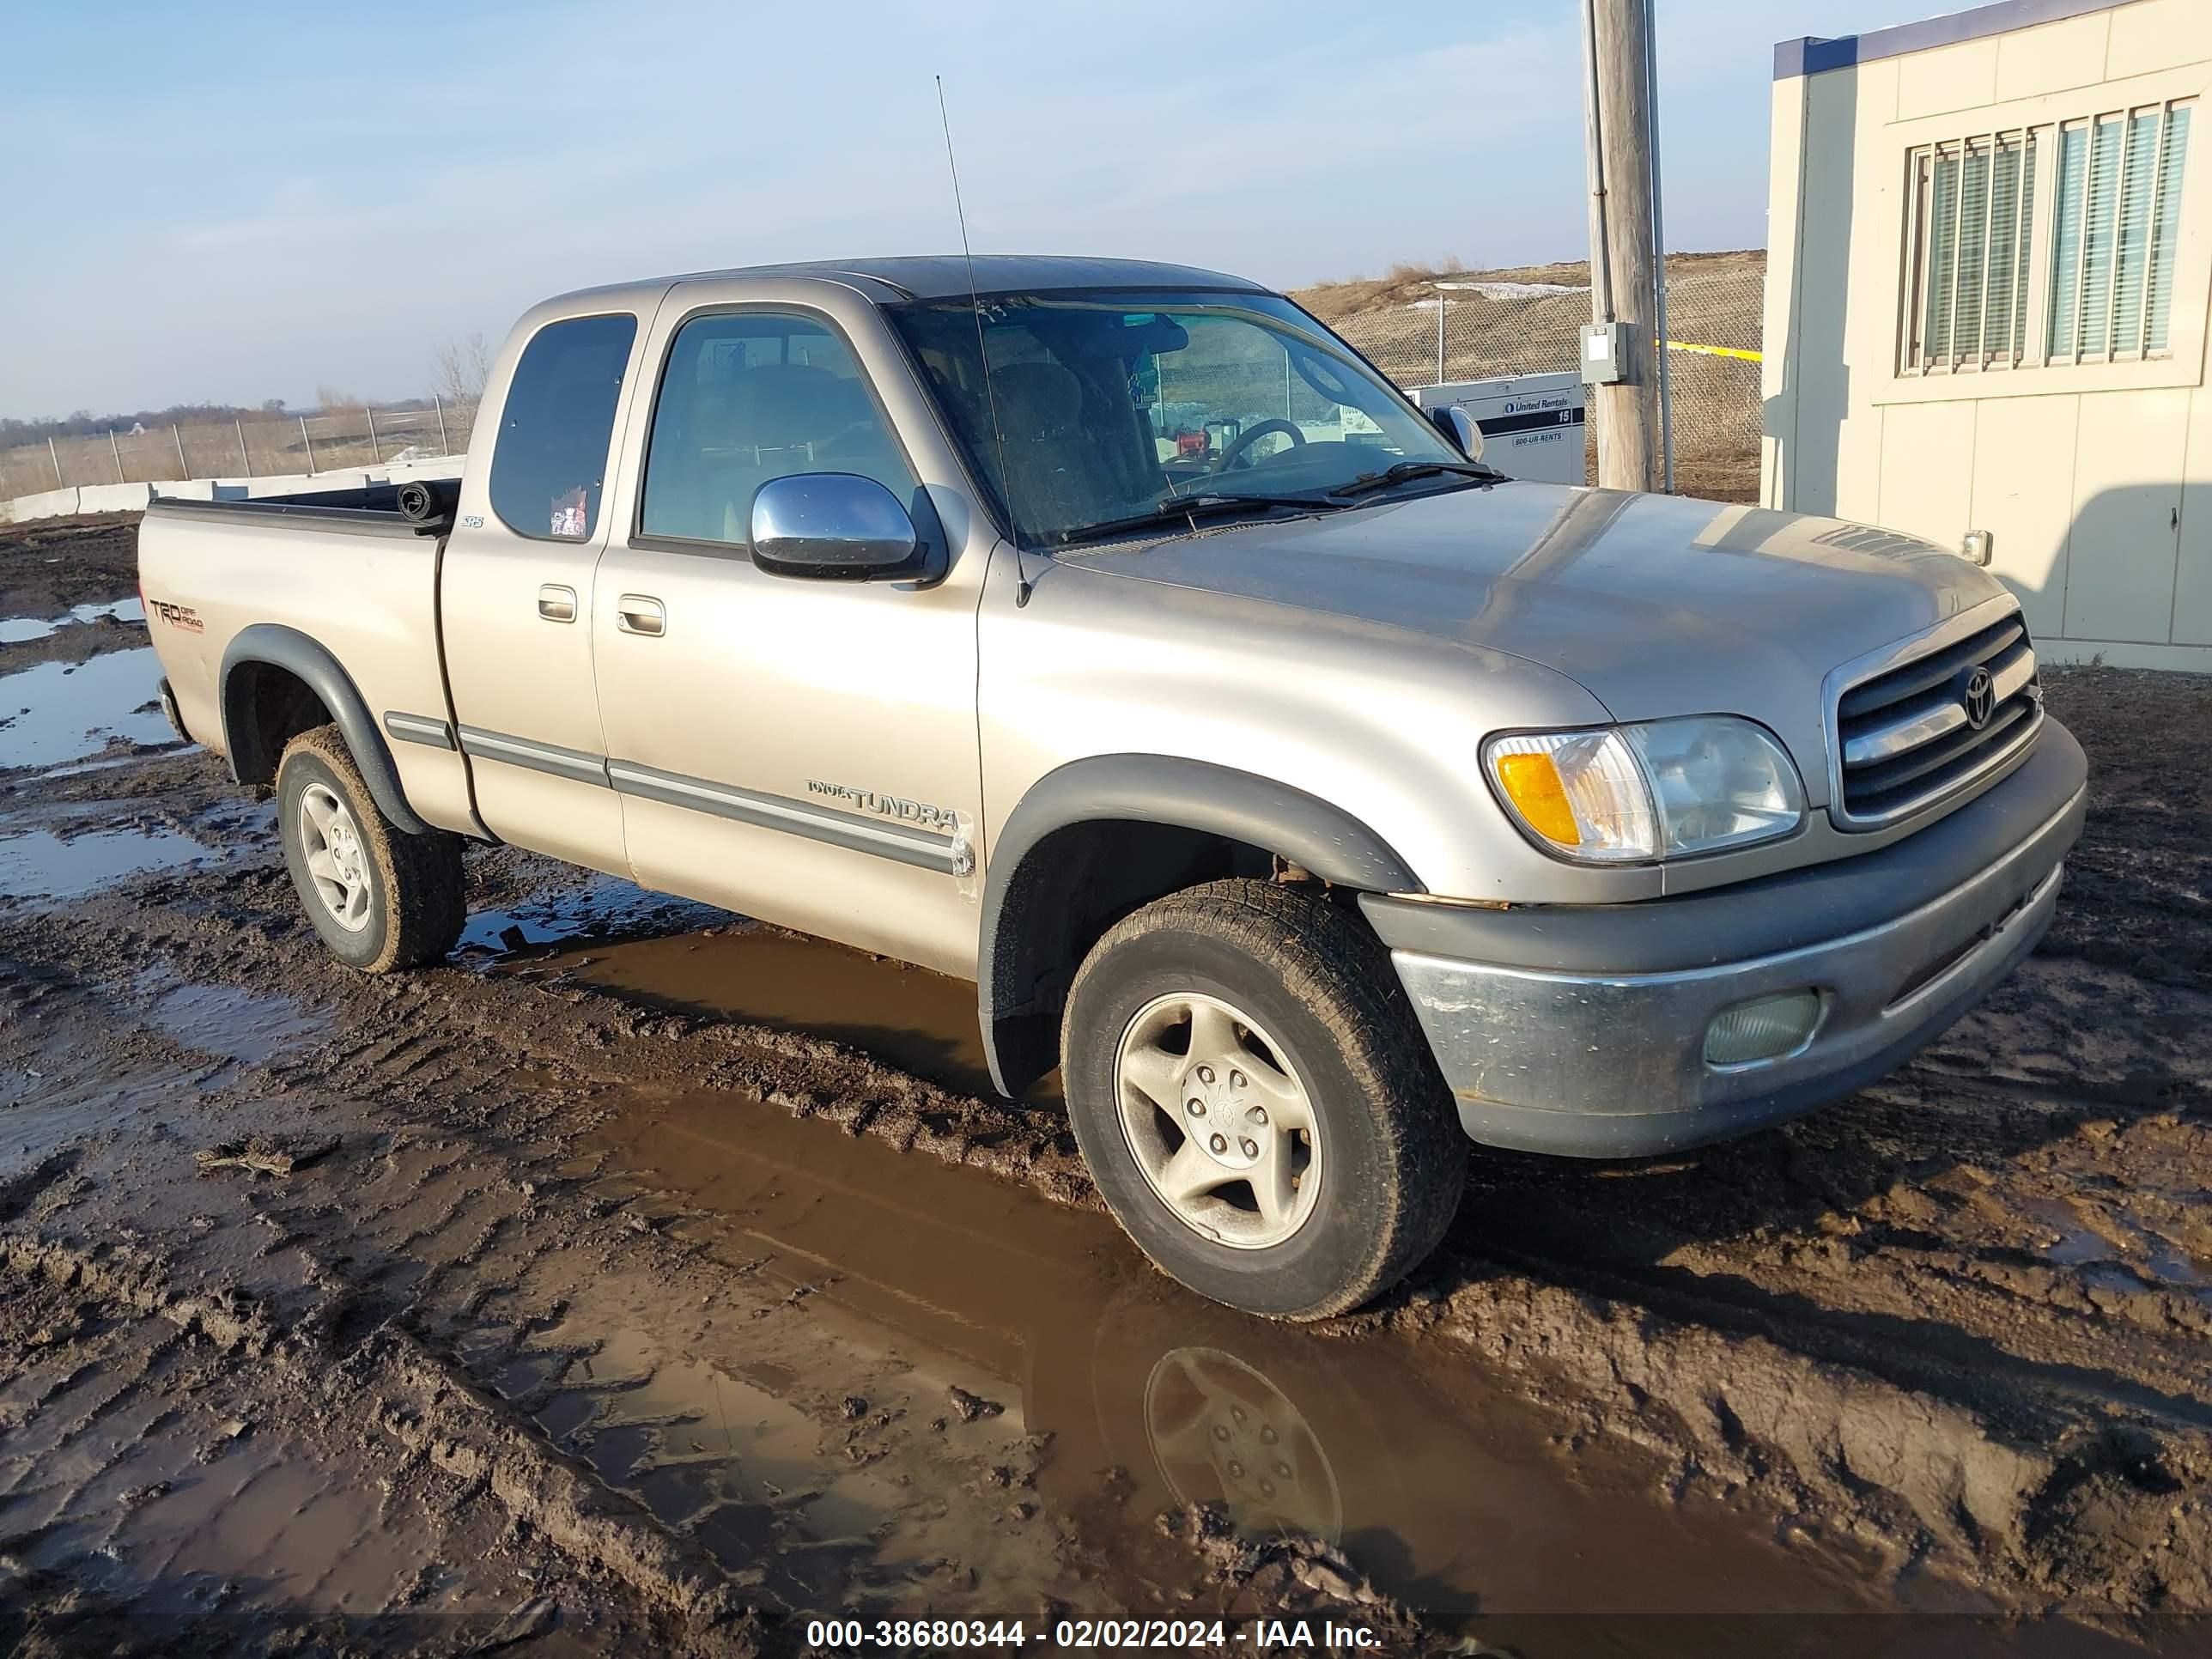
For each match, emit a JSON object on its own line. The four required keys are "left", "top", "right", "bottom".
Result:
{"left": 886, "top": 289, "right": 1471, "bottom": 549}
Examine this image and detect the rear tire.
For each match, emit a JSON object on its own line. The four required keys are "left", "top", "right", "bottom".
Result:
{"left": 1060, "top": 878, "right": 1464, "bottom": 1321}
{"left": 276, "top": 724, "right": 465, "bottom": 973}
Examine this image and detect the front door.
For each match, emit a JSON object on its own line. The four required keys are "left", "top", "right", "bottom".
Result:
{"left": 590, "top": 292, "right": 988, "bottom": 976}
{"left": 442, "top": 302, "right": 660, "bottom": 872}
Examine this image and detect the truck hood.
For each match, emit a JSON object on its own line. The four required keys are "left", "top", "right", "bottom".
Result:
{"left": 1059, "top": 482, "right": 2010, "bottom": 805}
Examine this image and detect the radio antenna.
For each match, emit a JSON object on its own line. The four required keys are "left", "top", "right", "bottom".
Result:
{"left": 936, "top": 76, "right": 1032, "bottom": 606}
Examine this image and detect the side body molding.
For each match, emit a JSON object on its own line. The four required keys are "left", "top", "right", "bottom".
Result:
{"left": 976, "top": 754, "right": 1423, "bottom": 1097}
{"left": 219, "top": 623, "right": 430, "bottom": 836}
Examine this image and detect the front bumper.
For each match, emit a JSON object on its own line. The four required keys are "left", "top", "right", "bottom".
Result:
{"left": 1367, "top": 720, "right": 2087, "bottom": 1158}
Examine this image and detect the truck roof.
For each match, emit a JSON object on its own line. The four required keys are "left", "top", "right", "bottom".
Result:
{"left": 547, "top": 255, "right": 1272, "bottom": 309}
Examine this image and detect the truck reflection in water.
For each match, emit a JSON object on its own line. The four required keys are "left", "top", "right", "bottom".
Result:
{"left": 1142, "top": 1344, "right": 1340, "bottom": 1546}
{"left": 525, "top": 921, "right": 1894, "bottom": 1639}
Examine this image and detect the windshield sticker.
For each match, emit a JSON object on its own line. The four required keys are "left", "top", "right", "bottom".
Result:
{"left": 550, "top": 488, "right": 587, "bottom": 539}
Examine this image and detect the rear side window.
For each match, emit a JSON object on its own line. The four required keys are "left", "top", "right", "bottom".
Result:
{"left": 489, "top": 313, "right": 637, "bottom": 542}
{"left": 639, "top": 311, "right": 916, "bottom": 546}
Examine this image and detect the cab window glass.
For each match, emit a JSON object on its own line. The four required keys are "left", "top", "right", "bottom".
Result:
{"left": 488, "top": 313, "right": 636, "bottom": 543}
{"left": 888, "top": 290, "right": 1452, "bottom": 548}
{"left": 640, "top": 312, "right": 916, "bottom": 545}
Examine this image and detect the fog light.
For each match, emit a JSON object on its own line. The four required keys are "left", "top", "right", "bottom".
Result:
{"left": 1703, "top": 991, "right": 1822, "bottom": 1066}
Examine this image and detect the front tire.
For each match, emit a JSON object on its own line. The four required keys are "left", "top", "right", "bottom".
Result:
{"left": 276, "top": 724, "right": 464, "bottom": 973}
{"left": 1061, "top": 879, "right": 1464, "bottom": 1321}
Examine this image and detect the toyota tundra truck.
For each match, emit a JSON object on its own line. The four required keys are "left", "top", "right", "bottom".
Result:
{"left": 138, "top": 255, "right": 2085, "bottom": 1320}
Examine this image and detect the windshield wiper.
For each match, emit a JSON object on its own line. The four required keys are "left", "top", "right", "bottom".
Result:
{"left": 1054, "top": 493, "right": 1338, "bottom": 546}
{"left": 1326, "top": 459, "right": 1504, "bottom": 501}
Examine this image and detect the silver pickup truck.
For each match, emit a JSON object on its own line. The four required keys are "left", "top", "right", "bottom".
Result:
{"left": 140, "top": 255, "right": 2085, "bottom": 1319}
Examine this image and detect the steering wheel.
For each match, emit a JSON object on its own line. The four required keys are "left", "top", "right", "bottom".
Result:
{"left": 1210, "top": 419, "right": 1305, "bottom": 474}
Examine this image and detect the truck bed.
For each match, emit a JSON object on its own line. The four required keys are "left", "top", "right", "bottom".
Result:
{"left": 148, "top": 480, "right": 446, "bottom": 534}
{"left": 137, "top": 491, "right": 475, "bottom": 836}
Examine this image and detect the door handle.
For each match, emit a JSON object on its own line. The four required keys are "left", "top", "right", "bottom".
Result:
{"left": 538, "top": 584, "right": 577, "bottom": 623}
{"left": 617, "top": 594, "right": 665, "bottom": 637}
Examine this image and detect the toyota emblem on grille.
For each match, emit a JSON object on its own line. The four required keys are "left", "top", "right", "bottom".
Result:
{"left": 1960, "top": 665, "right": 1996, "bottom": 730}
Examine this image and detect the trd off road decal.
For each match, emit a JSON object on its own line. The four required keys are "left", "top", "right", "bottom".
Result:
{"left": 149, "top": 599, "right": 205, "bottom": 634}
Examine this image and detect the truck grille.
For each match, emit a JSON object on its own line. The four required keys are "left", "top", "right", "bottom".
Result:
{"left": 1832, "top": 609, "right": 2041, "bottom": 828}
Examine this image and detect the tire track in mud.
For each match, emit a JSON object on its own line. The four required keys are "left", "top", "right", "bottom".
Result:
{"left": 1, "top": 927, "right": 1331, "bottom": 1650}
{"left": 4, "top": 853, "right": 2209, "bottom": 1635}
{"left": 3, "top": 663, "right": 2211, "bottom": 1644}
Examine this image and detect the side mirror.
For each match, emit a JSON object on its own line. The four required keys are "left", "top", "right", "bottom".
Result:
{"left": 750, "top": 473, "right": 932, "bottom": 581}
{"left": 1430, "top": 404, "right": 1483, "bottom": 460}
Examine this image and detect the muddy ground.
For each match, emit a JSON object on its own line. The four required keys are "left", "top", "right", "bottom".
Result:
{"left": 3, "top": 515, "right": 2210, "bottom": 1656}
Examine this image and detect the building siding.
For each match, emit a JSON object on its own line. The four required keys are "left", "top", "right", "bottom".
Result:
{"left": 1766, "top": 0, "right": 2212, "bottom": 670}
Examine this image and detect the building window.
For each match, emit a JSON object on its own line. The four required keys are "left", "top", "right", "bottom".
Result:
{"left": 1900, "top": 99, "right": 2193, "bottom": 377}
{"left": 1906, "top": 133, "right": 2037, "bottom": 371}
{"left": 2047, "top": 101, "right": 2191, "bottom": 362}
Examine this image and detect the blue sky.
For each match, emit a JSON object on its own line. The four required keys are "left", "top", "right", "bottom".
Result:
{"left": 2, "top": 0, "right": 1930, "bottom": 416}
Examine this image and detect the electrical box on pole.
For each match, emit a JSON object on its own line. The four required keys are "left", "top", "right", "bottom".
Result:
{"left": 1579, "top": 321, "right": 1626, "bottom": 386}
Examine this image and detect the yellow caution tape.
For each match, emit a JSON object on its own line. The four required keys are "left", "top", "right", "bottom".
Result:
{"left": 1665, "top": 339, "right": 1763, "bottom": 362}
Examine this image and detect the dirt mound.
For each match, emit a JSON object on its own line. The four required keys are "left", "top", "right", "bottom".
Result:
{"left": 1290, "top": 248, "right": 1766, "bottom": 348}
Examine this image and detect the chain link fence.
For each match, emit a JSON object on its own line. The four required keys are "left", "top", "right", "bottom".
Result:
{"left": 1658, "top": 252, "right": 1765, "bottom": 501}
{"left": 1323, "top": 250, "right": 1765, "bottom": 500}
{"left": 1, "top": 401, "right": 478, "bottom": 503}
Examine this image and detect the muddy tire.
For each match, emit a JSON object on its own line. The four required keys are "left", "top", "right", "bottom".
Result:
{"left": 1060, "top": 878, "right": 1463, "bottom": 1321}
{"left": 276, "top": 724, "right": 465, "bottom": 973}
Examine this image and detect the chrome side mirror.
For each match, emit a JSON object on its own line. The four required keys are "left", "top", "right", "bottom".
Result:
{"left": 750, "top": 473, "right": 931, "bottom": 581}
{"left": 1430, "top": 404, "right": 1484, "bottom": 460}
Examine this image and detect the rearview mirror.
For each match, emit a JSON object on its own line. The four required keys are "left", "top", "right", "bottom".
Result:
{"left": 750, "top": 473, "right": 932, "bottom": 581}
{"left": 1430, "top": 404, "right": 1484, "bottom": 461}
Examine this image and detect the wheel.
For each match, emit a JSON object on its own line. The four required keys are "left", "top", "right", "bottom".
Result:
{"left": 1060, "top": 878, "right": 1464, "bottom": 1321}
{"left": 276, "top": 724, "right": 465, "bottom": 973}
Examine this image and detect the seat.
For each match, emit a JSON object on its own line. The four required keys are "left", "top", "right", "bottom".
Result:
{"left": 704, "top": 364, "right": 899, "bottom": 540}
{"left": 988, "top": 360, "right": 1143, "bottom": 538}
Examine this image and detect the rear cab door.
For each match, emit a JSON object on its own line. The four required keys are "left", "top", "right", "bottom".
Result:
{"left": 437, "top": 289, "right": 669, "bottom": 872}
{"left": 588, "top": 276, "right": 995, "bottom": 976}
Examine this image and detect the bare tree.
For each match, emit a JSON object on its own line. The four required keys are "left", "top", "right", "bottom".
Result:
{"left": 433, "top": 333, "right": 491, "bottom": 406}
{"left": 313, "top": 384, "right": 365, "bottom": 416}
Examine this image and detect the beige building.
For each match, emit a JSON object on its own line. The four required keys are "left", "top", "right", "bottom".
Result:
{"left": 1762, "top": 0, "right": 2212, "bottom": 669}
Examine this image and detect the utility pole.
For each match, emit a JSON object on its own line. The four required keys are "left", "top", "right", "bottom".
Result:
{"left": 1581, "top": 0, "right": 1663, "bottom": 492}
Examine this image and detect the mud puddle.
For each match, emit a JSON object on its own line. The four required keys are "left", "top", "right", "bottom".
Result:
{"left": 500, "top": 1310, "right": 912, "bottom": 1612}
{"left": 577, "top": 1084, "right": 1900, "bottom": 1632}
{"left": 136, "top": 975, "right": 325, "bottom": 1066}
{"left": 0, "top": 646, "right": 172, "bottom": 769}
{"left": 458, "top": 869, "right": 724, "bottom": 957}
{"left": 0, "top": 1328, "right": 416, "bottom": 1619}
{"left": 0, "top": 597, "right": 144, "bottom": 644}
{"left": 529, "top": 925, "right": 1046, "bottom": 1103}
{"left": 0, "top": 825, "right": 210, "bottom": 899}
{"left": 0, "top": 1264, "right": 605, "bottom": 1650}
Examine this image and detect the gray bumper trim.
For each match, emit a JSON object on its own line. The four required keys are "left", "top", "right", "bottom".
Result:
{"left": 1411, "top": 885, "right": 2055, "bottom": 1158}
{"left": 1390, "top": 760, "right": 2083, "bottom": 1159}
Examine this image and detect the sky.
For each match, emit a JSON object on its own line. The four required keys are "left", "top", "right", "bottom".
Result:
{"left": 1, "top": 0, "right": 1936, "bottom": 418}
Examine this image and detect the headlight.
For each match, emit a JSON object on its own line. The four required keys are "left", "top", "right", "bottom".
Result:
{"left": 1484, "top": 717, "right": 1804, "bottom": 863}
